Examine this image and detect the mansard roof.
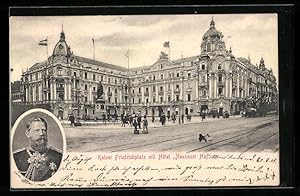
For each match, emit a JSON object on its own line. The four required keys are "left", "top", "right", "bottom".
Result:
{"left": 172, "top": 55, "right": 199, "bottom": 64}
{"left": 74, "top": 55, "right": 128, "bottom": 72}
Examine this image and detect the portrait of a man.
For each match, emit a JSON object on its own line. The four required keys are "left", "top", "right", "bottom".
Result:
{"left": 13, "top": 117, "right": 63, "bottom": 182}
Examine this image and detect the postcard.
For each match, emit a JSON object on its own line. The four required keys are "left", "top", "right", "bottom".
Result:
{"left": 10, "top": 13, "right": 279, "bottom": 188}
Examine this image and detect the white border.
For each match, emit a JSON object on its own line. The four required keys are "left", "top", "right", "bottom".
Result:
{"left": 10, "top": 108, "right": 67, "bottom": 188}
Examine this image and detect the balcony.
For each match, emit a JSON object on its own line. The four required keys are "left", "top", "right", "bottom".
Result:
{"left": 218, "top": 81, "right": 225, "bottom": 86}
{"left": 186, "top": 87, "right": 193, "bottom": 92}
{"left": 57, "top": 86, "right": 64, "bottom": 91}
{"left": 158, "top": 90, "right": 164, "bottom": 96}
{"left": 174, "top": 88, "right": 180, "bottom": 94}
{"left": 107, "top": 92, "right": 112, "bottom": 96}
{"left": 144, "top": 92, "right": 149, "bottom": 96}
{"left": 199, "top": 82, "right": 208, "bottom": 87}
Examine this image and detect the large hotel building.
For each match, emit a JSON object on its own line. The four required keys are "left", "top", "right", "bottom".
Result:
{"left": 19, "top": 18, "right": 277, "bottom": 119}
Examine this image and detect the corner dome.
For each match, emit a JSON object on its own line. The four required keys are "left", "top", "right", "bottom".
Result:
{"left": 52, "top": 30, "right": 70, "bottom": 56}
{"left": 202, "top": 17, "right": 220, "bottom": 40}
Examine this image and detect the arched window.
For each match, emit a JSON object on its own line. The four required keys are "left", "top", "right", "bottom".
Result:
{"left": 207, "top": 43, "right": 211, "bottom": 52}
{"left": 218, "top": 74, "right": 222, "bottom": 82}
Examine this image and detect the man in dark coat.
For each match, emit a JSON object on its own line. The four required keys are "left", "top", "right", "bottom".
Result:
{"left": 137, "top": 114, "right": 142, "bottom": 129}
{"left": 13, "top": 117, "right": 62, "bottom": 182}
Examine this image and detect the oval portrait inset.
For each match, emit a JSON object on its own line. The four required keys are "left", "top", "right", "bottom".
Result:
{"left": 11, "top": 109, "right": 66, "bottom": 182}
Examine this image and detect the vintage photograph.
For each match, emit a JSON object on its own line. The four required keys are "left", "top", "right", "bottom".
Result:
{"left": 10, "top": 13, "right": 280, "bottom": 188}
{"left": 11, "top": 109, "right": 65, "bottom": 182}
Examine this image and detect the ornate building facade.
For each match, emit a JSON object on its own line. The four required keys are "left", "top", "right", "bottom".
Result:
{"left": 20, "top": 18, "right": 278, "bottom": 119}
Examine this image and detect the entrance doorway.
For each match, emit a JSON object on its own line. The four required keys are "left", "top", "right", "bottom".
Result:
{"left": 185, "top": 108, "right": 189, "bottom": 115}
{"left": 58, "top": 109, "right": 64, "bottom": 120}
{"left": 219, "top": 107, "right": 224, "bottom": 116}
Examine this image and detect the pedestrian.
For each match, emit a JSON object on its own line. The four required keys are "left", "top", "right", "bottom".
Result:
{"left": 137, "top": 114, "right": 142, "bottom": 129}
{"left": 129, "top": 114, "right": 133, "bottom": 127}
{"left": 181, "top": 114, "right": 184, "bottom": 124}
{"left": 102, "top": 113, "right": 106, "bottom": 124}
{"left": 201, "top": 111, "right": 206, "bottom": 122}
{"left": 69, "top": 114, "right": 75, "bottom": 127}
{"left": 152, "top": 114, "right": 155, "bottom": 123}
{"left": 133, "top": 114, "right": 139, "bottom": 134}
{"left": 121, "top": 113, "right": 125, "bottom": 127}
{"left": 142, "top": 115, "right": 148, "bottom": 134}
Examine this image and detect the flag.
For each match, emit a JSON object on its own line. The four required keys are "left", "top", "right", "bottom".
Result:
{"left": 38, "top": 38, "right": 47, "bottom": 46}
{"left": 163, "top": 41, "right": 170, "bottom": 48}
{"left": 227, "top": 35, "right": 231, "bottom": 38}
{"left": 92, "top": 38, "right": 95, "bottom": 45}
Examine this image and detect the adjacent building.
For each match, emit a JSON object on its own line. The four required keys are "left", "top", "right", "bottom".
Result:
{"left": 19, "top": 18, "right": 278, "bottom": 119}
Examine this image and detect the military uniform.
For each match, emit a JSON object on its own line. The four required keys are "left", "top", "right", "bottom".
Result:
{"left": 13, "top": 147, "right": 62, "bottom": 181}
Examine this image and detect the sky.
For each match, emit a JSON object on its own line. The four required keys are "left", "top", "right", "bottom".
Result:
{"left": 9, "top": 14, "right": 278, "bottom": 82}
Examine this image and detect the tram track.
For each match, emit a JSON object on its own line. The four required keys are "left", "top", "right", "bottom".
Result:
{"left": 104, "top": 118, "right": 277, "bottom": 152}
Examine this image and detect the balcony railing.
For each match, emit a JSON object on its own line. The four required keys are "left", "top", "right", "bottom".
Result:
{"left": 158, "top": 90, "right": 164, "bottom": 95}
{"left": 199, "top": 82, "right": 208, "bottom": 87}
{"left": 107, "top": 92, "right": 112, "bottom": 96}
{"left": 144, "top": 92, "right": 149, "bottom": 96}
{"left": 174, "top": 88, "right": 180, "bottom": 93}
{"left": 218, "top": 81, "right": 225, "bottom": 86}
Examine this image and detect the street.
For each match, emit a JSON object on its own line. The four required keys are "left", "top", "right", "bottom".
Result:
{"left": 64, "top": 115, "right": 279, "bottom": 153}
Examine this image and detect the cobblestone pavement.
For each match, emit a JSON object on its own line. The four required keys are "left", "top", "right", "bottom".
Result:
{"left": 64, "top": 115, "right": 279, "bottom": 153}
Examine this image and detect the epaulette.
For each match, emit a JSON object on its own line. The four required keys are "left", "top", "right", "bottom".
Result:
{"left": 13, "top": 147, "right": 26, "bottom": 154}
{"left": 48, "top": 146, "right": 63, "bottom": 154}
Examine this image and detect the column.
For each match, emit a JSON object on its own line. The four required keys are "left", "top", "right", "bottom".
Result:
{"left": 39, "top": 84, "right": 42, "bottom": 101}
{"left": 229, "top": 75, "right": 232, "bottom": 98}
{"left": 214, "top": 76, "right": 217, "bottom": 98}
{"left": 209, "top": 74, "right": 213, "bottom": 98}
{"left": 68, "top": 82, "right": 72, "bottom": 102}
{"left": 32, "top": 85, "right": 36, "bottom": 102}
{"left": 156, "top": 82, "right": 159, "bottom": 102}
{"left": 50, "top": 82, "right": 53, "bottom": 100}
{"left": 53, "top": 82, "right": 57, "bottom": 101}
{"left": 195, "top": 77, "right": 198, "bottom": 100}
{"left": 163, "top": 81, "right": 166, "bottom": 102}
{"left": 119, "top": 86, "right": 122, "bottom": 104}
{"left": 64, "top": 83, "right": 68, "bottom": 101}
{"left": 141, "top": 86, "right": 144, "bottom": 103}
{"left": 149, "top": 85, "right": 152, "bottom": 103}
{"left": 89, "top": 83, "right": 92, "bottom": 103}
{"left": 171, "top": 80, "right": 174, "bottom": 100}
{"left": 25, "top": 86, "right": 29, "bottom": 102}
{"left": 181, "top": 78, "right": 183, "bottom": 101}
{"left": 237, "top": 73, "right": 240, "bottom": 98}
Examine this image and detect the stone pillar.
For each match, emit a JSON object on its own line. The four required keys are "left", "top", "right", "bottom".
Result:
{"left": 89, "top": 83, "right": 92, "bottom": 103}
{"left": 195, "top": 77, "right": 198, "bottom": 100}
{"left": 229, "top": 75, "right": 232, "bottom": 98}
{"left": 39, "top": 84, "right": 42, "bottom": 101}
{"left": 214, "top": 75, "right": 217, "bottom": 98}
{"left": 50, "top": 82, "right": 53, "bottom": 100}
{"left": 32, "top": 85, "right": 36, "bottom": 102}
{"left": 141, "top": 86, "right": 144, "bottom": 103}
{"left": 68, "top": 82, "right": 72, "bottom": 103}
{"left": 149, "top": 85, "right": 152, "bottom": 103}
{"left": 163, "top": 81, "right": 166, "bottom": 102}
{"left": 171, "top": 80, "right": 174, "bottom": 100}
{"left": 156, "top": 82, "right": 159, "bottom": 102}
{"left": 64, "top": 83, "right": 67, "bottom": 101}
{"left": 237, "top": 73, "right": 240, "bottom": 98}
{"left": 53, "top": 81, "right": 57, "bottom": 101}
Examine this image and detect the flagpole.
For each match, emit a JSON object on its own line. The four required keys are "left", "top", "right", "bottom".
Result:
{"left": 93, "top": 37, "right": 95, "bottom": 60}
{"left": 46, "top": 36, "right": 49, "bottom": 61}
{"left": 127, "top": 49, "right": 129, "bottom": 77}
{"left": 168, "top": 40, "right": 170, "bottom": 60}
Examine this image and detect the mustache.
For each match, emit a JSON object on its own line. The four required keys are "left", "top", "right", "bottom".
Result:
{"left": 34, "top": 137, "right": 48, "bottom": 142}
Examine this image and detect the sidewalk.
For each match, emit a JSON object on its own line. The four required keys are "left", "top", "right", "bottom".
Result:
{"left": 61, "top": 115, "right": 242, "bottom": 129}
